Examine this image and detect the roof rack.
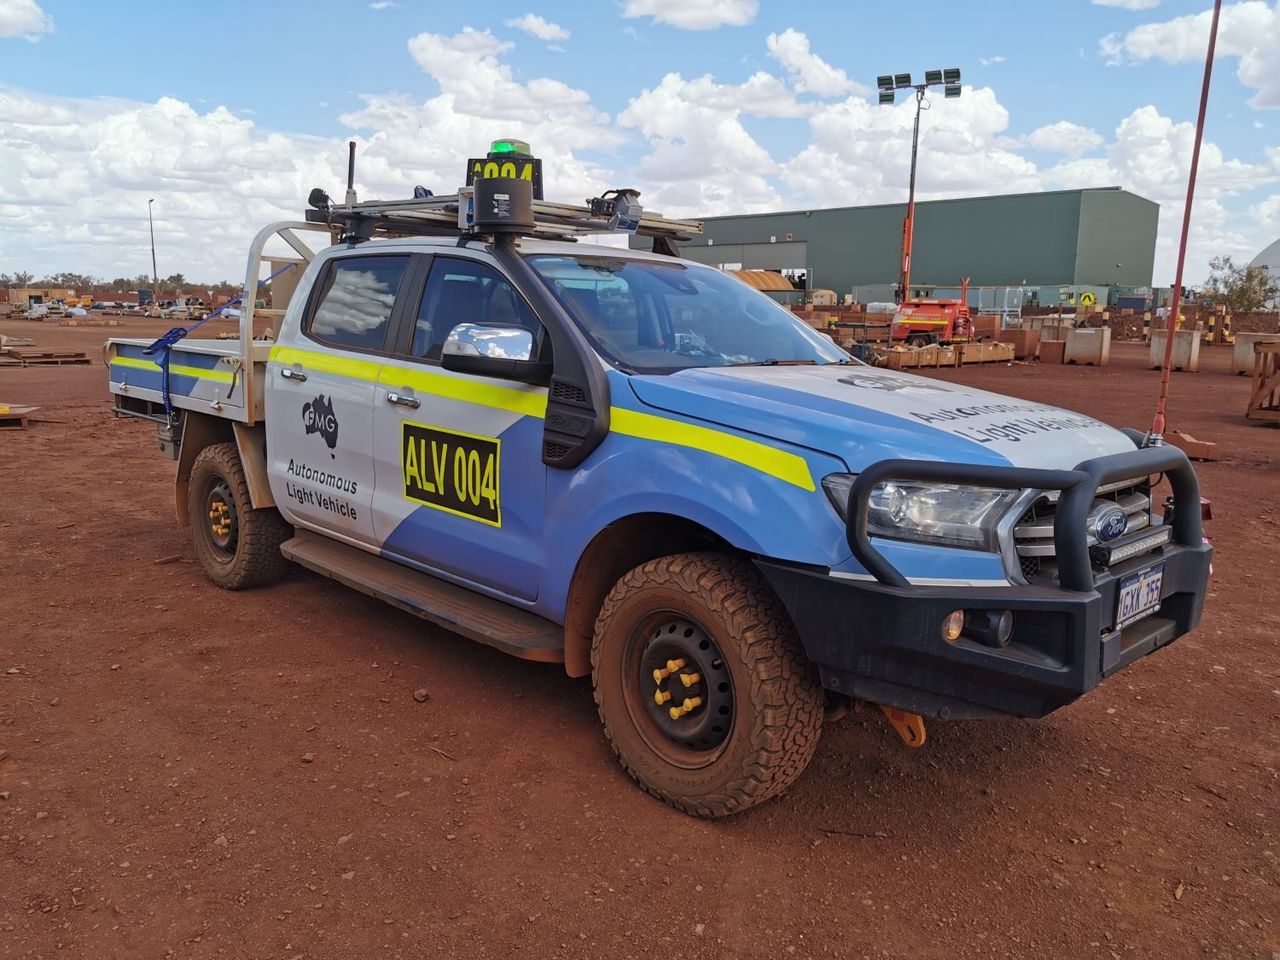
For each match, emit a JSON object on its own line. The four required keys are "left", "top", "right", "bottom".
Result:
{"left": 304, "top": 191, "right": 703, "bottom": 248}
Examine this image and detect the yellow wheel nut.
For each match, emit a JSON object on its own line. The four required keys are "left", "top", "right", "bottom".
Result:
{"left": 682, "top": 696, "right": 702, "bottom": 712}
{"left": 668, "top": 705, "right": 685, "bottom": 720}
{"left": 654, "top": 689, "right": 672, "bottom": 705}
{"left": 652, "top": 666, "right": 670, "bottom": 684}
{"left": 666, "top": 658, "right": 686, "bottom": 673}
{"left": 679, "top": 672, "right": 701, "bottom": 688}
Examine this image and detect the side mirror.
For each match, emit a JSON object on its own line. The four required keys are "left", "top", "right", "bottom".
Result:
{"left": 441, "top": 323, "right": 551, "bottom": 385}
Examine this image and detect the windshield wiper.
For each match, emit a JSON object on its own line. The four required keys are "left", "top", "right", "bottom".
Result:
{"left": 726, "top": 358, "right": 818, "bottom": 367}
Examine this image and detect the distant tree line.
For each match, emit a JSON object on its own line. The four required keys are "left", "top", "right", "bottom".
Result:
{"left": 0, "top": 270, "right": 241, "bottom": 297}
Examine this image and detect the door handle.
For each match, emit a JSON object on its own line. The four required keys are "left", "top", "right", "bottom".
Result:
{"left": 280, "top": 367, "right": 308, "bottom": 382}
{"left": 386, "top": 392, "right": 420, "bottom": 409}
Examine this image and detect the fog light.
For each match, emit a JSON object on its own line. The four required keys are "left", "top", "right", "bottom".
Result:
{"left": 964, "top": 609, "right": 1014, "bottom": 648}
{"left": 941, "top": 610, "right": 965, "bottom": 643}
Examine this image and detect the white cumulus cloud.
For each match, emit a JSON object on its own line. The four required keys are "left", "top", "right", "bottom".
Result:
{"left": 0, "top": 0, "right": 52, "bottom": 40}
{"left": 622, "top": 0, "right": 757, "bottom": 31}
{"left": 1028, "top": 121, "right": 1105, "bottom": 156}
{"left": 781, "top": 86, "right": 1041, "bottom": 209}
{"left": 617, "top": 73, "right": 786, "bottom": 214}
{"left": 504, "top": 13, "right": 570, "bottom": 42}
{"left": 1099, "top": 0, "right": 1280, "bottom": 108}
{"left": 765, "top": 28, "right": 865, "bottom": 98}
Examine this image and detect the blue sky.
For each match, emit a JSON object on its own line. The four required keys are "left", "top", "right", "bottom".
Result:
{"left": 2, "top": 0, "right": 1279, "bottom": 283}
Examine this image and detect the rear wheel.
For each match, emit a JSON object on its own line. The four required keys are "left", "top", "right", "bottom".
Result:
{"left": 908, "top": 334, "right": 930, "bottom": 348}
{"left": 591, "top": 553, "right": 823, "bottom": 818}
{"left": 188, "top": 442, "right": 291, "bottom": 590}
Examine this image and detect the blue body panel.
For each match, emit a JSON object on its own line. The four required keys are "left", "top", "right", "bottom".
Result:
{"left": 535, "top": 412, "right": 851, "bottom": 622}
{"left": 379, "top": 414, "right": 548, "bottom": 601}
{"left": 627, "top": 367, "right": 1014, "bottom": 474}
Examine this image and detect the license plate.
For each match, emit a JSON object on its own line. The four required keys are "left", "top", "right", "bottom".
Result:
{"left": 1116, "top": 563, "right": 1165, "bottom": 629}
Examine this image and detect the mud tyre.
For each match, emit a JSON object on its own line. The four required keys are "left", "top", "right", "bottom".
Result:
{"left": 591, "top": 553, "right": 823, "bottom": 818}
{"left": 188, "top": 442, "right": 291, "bottom": 590}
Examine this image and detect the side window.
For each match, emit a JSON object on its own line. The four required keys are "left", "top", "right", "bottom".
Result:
{"left": 411, "top": 258, "right": 541, "bottom": 362}
{"left": 306, "top": 255, "right": 409, "bottom": 352}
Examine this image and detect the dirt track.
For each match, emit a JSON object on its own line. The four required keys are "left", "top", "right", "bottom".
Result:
{"left": 2, "top": 318, "right": 1277, "bottom": 959}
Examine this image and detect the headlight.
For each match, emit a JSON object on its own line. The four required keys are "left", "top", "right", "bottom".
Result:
{"left": 821, "top": 474, "right": 1020, "bottom": 551}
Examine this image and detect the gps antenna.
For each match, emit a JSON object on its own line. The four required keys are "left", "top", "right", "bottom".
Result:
{"left": 1147, "top": 0, "right": 1221, "bottom": 447}
{"left": 345, "top": 140, "right": 358, "bottom": 206}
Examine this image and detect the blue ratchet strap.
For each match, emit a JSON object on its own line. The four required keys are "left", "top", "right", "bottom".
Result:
{"left": 143, "top": 264, "right": 296, "bottom": 423}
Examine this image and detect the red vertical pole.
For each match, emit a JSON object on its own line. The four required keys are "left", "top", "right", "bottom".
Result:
{"left": 1149, "top": 0, "right": 1222, "bottom": 444}
{"left": 898, "top": 87, "right": 925, "bottom": 303}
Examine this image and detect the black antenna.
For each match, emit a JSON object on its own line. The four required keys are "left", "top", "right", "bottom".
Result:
{"left": 345, "top": 141, "right": 357, "bottom": 205}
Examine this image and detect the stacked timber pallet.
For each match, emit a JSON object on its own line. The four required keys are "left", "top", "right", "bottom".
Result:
{"left": 871, "top": 341, "right": 1014, "bottom": 370}
{"left": 1247, "top": 342, "right": 1280, "bottom": 425}
{"left": 2, "top": 349, "right": 91, "bottom": 367}
{"left": 790, "top": 305, "right": 892, "bottom": 350}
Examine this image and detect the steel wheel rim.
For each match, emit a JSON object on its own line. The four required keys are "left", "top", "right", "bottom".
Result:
{"left": 205, "top": 480, "right": 239, "bottom": 560}
{"left": 622, "top": 613, "right": 735, "bottom": 769}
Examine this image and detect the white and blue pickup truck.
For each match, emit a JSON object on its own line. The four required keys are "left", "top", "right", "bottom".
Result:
{"left": 105, "top": 145, "right": 1211, "bottom": 817}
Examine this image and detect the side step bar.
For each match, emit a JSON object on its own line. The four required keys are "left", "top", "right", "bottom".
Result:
{"left": 281, "top": 531, "right": 564, "bottom": 664}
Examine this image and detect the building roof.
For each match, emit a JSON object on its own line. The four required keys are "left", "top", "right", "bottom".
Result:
{"left": 698, "top": 186, "right": 1155, "bottom": 223}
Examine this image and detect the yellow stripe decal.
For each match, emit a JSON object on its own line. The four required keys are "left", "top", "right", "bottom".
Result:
{"left": 269, "top": 345, "right": 382, "bottom": 383}
{"left": 110, "top": 354, "right": 235, "bottom": 384}
{"left": 268, "top": 345, "right": 813, "bottom": 490}
{"left": 610, "top": 407, "right": 815, "bottom": 491}
{"left": 387, "top": 365, "right": 549, "bottom": 419}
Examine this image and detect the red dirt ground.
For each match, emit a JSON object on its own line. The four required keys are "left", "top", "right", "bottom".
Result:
{"left": 1, "top": 318, "right": 1277, "bottom": 959}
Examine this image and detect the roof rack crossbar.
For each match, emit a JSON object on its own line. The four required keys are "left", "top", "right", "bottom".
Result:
{"left": 305, "top": 192, "right": 702, "bottom": 243}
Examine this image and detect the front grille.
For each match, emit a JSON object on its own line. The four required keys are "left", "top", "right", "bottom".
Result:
{"left": 1012, "top": 477, "right": 1157, "bottom": 580}
{"left": 1019, "top": 554, "right": 1042, "bottom": 581}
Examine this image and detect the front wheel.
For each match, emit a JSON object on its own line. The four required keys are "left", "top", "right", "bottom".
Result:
{"left": 188, "top": 442, "right": 292, "bottom": 590}
{"left": 591, "top": 553, "right": 823, "bottom": 818}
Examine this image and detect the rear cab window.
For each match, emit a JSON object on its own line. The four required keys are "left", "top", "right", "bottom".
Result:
{"left": 305, "top": 255, "right": 411, "bottom": 353}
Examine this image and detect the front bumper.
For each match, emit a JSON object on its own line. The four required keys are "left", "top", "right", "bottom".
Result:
{"left": 756, "top": 438, "right": 1212, "bottom": 720}
{"left": 758, "top": 540, "right": 1211, "bottom": 719}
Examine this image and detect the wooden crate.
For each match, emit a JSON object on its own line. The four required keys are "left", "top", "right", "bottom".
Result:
{"left": 1247, "top": 341, "right": 1280, "bottom": 424}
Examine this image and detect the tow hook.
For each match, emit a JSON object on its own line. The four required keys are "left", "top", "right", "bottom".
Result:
{"left": 879, "top": 705, "right": 927, "bottom": 748}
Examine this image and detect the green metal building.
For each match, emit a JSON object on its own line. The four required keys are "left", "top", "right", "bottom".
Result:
{"left": 660, "top": 187, "right": 1158, "bottom": 307}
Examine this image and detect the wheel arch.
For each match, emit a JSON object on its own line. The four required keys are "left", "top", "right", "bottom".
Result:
{"left": 562, "top": 512, "right": 737, "bottom": 678}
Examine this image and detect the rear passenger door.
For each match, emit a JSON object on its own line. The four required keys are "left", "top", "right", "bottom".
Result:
{"left": 266, "top": 252, "right": 416, "bottom": 546}
{"left": 371, "top": 254, "right": 549, "bottom": 602}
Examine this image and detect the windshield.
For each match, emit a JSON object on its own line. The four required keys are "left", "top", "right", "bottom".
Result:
{"left": 526, "top": 254, "right": 850, "bottom": 373}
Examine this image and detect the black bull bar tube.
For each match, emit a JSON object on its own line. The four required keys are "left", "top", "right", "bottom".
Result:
{"left": 845, "top": 436, "right": 1204, "bottom": 591}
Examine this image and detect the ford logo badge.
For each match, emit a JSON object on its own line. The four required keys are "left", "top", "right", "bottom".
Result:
{"left": 1096, "top": 507, "right": 1128, "bottom": 542}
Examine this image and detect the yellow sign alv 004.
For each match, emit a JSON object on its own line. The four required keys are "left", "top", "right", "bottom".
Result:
{"left": 402, "top": 421, "right": 502, "bottom": 527}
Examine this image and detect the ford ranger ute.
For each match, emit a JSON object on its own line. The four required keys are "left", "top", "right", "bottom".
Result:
{"left": 105, "top": 142, "right": 1211, "bottom": 818}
